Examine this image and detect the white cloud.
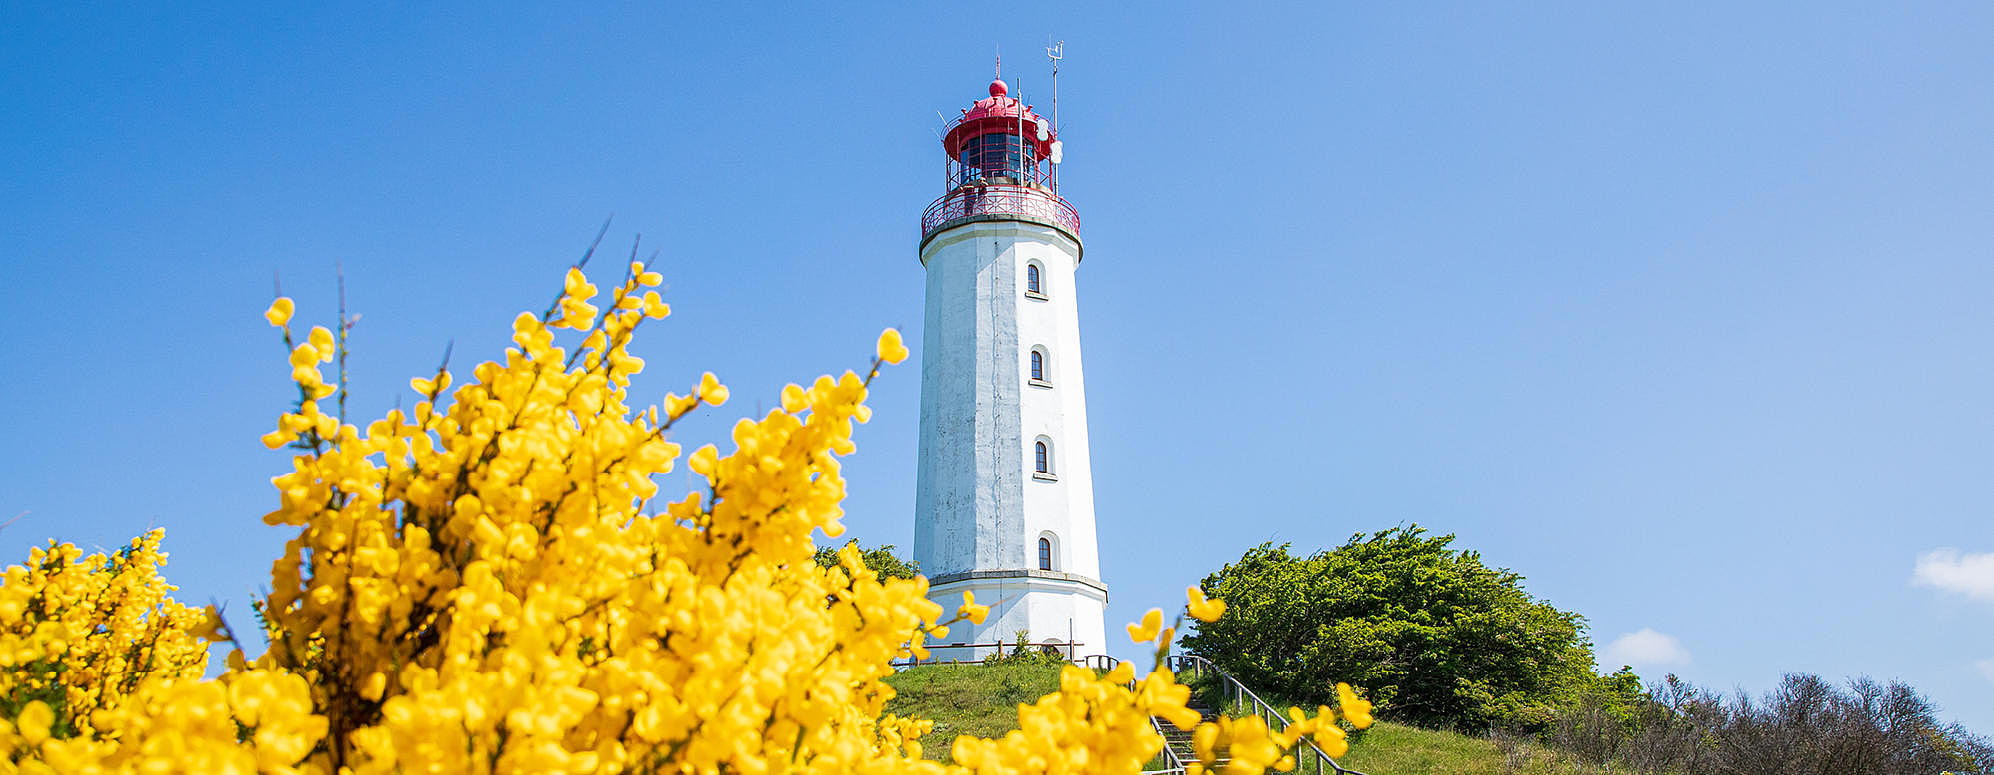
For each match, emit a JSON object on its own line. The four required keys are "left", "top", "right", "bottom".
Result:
{"left": 1911, "top": 549, "right": 1994, "bottom": 603}
{"left": 1601, "top": 628, "right": 1691, "bottom": 671}
{"left": 1977, "top": 658, "right": 1994, "bottom": 684}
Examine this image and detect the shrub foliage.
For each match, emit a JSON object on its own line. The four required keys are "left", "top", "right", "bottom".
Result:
{"left": 1557, "top": 673, "right": 1994, "bottom": 775}
{"left": 813, "top": 541, "right": 920, "bottom": 581}
{"left": 1181, "top": 527, "right": 1596, "bottom": 732}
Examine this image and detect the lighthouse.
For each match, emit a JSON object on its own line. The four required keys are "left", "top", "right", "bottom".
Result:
{"left": 913, "top": 70, "right": 1107, "bottom": 659}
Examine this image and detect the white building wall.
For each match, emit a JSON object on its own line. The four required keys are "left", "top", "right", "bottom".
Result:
{"left": 915, "top": 218, "right": 1105, "bottom": 658}
{"left": 914, "top": 224, "right": 1025, "bottom": 575}
{"left": 1015, "top": 236, "right": 1100, "bottom": 581}
{"left": 929, "top": 580, "right": 1107, "bottom": 662}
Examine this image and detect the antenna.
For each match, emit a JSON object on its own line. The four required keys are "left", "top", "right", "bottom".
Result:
{"left": 1046, "top": 40, "right": 1065, "bottom": 193}
{"left": 1045, "top": 40, "right": 1063, "bottom": 133}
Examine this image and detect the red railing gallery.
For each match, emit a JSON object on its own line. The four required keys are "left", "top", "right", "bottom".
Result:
{"left": 921, "top": 184, "right": 1080, "bottom": 241}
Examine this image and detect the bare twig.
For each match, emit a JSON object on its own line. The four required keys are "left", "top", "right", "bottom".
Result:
{"left": 542, "top": 217, "right": 614, "bottom": 321}
{"left": 337, "top": 262, "right": 351, "bottom": 425}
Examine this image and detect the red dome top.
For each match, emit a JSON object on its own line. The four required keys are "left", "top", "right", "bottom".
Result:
{"left": 943, "top": 80, "right": 1052, "bottom": 159}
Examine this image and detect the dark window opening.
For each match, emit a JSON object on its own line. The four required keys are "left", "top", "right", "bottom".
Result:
{"left": 1035, "top": 441, "right": 1048, "bottom": 473}
{"left": 1038, "top": 537, "right": 1053, "bottom": 570}
{"left": 958, "top": 132, "right": 1035, "bottom": 186}
{"left": 1031, "top": 350, "right": 1045, "bottom": 381}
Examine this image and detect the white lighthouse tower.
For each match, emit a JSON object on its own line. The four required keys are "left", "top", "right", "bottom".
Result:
{"left": 914, "top": 70, "right": 1107, "bottom": 659}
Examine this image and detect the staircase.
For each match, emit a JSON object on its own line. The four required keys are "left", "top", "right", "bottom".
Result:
{"left": 1141, "top": 655, "right": 1370, "bottom": 775}
{"left": 1155, "top": 687, "right": 1224, "bottom": 771}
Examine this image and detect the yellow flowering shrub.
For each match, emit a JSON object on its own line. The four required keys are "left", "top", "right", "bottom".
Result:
{"left": 0, "top": 262, "right": 1371, "bottom": 773}
{"left": 0, "top": 531, "right": 214, "bottom": 734}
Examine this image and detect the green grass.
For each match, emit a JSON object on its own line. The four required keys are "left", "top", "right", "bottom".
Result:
{"left": 1177, "top": 669, "right": 1625, "bottom": 774}
{"left": 882, "top": 662, "right": 1065, "bottom": 764}
{"left": 1336, "top": 722, "right": 1614, "bottom": 775}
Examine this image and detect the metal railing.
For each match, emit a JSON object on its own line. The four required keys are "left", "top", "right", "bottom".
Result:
{"left": 1169, "top": 655, "right": 1372, "bottom": 775}
{"left": 1146, "top": 713, "right": 1190, "bottom": 775}
{"left": 890, "top": 639, "right": 1088, "bottom": 669}
{"left": 920, "top": 183, "right": 1080, "bottom": 242}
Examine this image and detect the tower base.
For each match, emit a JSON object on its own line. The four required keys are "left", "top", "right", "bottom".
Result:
{"left": 924, "top": 571, "right": 1108, "bottom": 662}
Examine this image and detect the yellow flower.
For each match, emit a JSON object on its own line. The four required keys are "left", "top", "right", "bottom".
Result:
{"left": 18, "top": 700, "right": 53, "bottom": 746}
{"left": 956, "top": 590, "right": 990, "bottom": 625}
{"left": 1192, "top": 720, "right": 1220, "bottom": 762}
{"left": 264, "top": 297, "right": 294, "bottom": 327}
{"left": 1337, "top": 682, "right": 1374, "bottom": 729}
{"left": 308, "top": 326, "right": 335, "bottom": 360}
{"left": 697, "top": 372, "right": 729, "bottom": 406}
{"left": 1186, "top": 585, "right": 1226, "bottom": 623}
{"left": 1127, "top": 608, "right": 1165, "bottom": 644}
{"left": 192, "top": 606, "right": 228, "bottom": 642}
{"left": 687, "top": 444, "right": 719, "bottom": 476}
{"left": 288, "top": 343, "right": 318, "bottom": 369}
{"left": 642, "top": 290, "right": 671, "bottom": 319}
{"left": 875, "top": 328, "right": 909, "bottom": 364}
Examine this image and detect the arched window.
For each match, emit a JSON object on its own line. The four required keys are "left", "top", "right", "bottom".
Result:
{"left": 1038, "top": 537, "right": 1053, "bottom": 570}
{"left": 1026, "top": 264, "right": 1041, "bottom": 295}
{"left": 1033, "top": 435, "right": 1056, "bottom": 479}
{"left": 1030, "top": 350, "right": 1044, "bottom": 381}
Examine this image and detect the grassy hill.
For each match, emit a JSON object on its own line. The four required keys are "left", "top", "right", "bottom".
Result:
{"left": 1335, "top": 723, "right": 1621, "bottom": 774}
{"left": 884, "top": 662, "right": 1618, "bottom": 773}
{"left": 882, "top": 662, "right": 1064, "bottom": 764}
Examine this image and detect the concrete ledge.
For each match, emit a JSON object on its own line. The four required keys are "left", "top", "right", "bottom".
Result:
{"left": 929, "top": 569, "right": 1108, "bottom": 597}
{"left": 919, "top": 215, "right": 1085, "bottom": 263}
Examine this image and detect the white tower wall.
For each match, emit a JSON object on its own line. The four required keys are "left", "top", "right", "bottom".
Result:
{"left": 915, "top": 218, "right": 1106, "bottom": 659}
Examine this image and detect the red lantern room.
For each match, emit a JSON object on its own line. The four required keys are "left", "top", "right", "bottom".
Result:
{"left": 921, "top": 76, "right": 1080, "bottom": 250}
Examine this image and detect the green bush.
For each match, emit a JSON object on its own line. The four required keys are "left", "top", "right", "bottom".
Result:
{"left": 1180, "top": 526, "right": 1598, "bottom": 732}
{"left": 811, "top": 540, "right": 920, "bottom": 580}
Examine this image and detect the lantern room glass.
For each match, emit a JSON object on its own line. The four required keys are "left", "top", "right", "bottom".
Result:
{"left": 957, "top": 132, "right": 1037, "bottom": 187}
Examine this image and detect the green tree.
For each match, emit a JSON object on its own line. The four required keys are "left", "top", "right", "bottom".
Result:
{"left": 1180, "top": 526, "right": 1597, "bottom": 732}
{"left": 812, "top": 539, "right": 921, "bottom": 581}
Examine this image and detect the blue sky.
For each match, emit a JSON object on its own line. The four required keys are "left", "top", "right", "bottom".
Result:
{"left": 5, "top": 2, "right": 1993, "bottom": 733}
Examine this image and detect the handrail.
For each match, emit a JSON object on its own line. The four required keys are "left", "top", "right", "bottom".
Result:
{"left": 920, "top": 183, "right": 1080, "bottom": 243}
{"left": 1147, "top": 713, "right": 1189, "bottom": 774}
{"left": 1168, "top": 655, "right": 1372, "bottom": 775}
